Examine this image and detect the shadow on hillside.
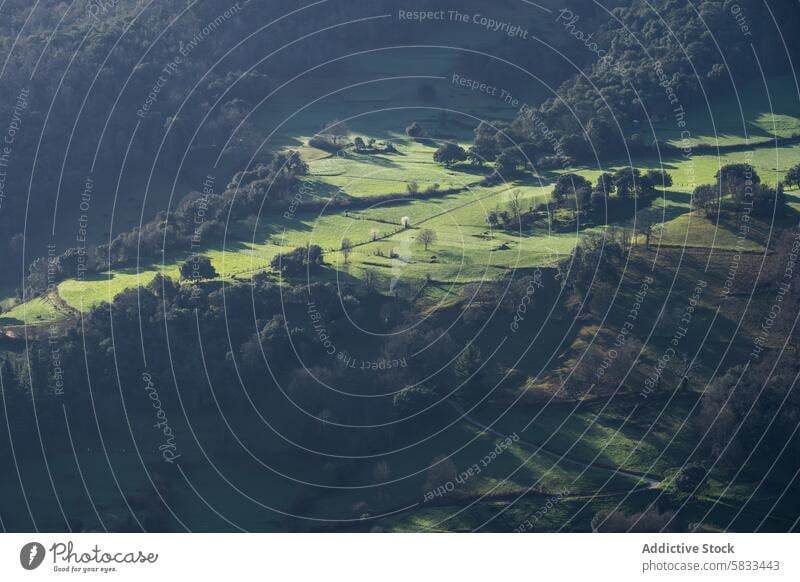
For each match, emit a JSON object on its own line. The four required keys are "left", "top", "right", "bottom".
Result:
{"left": 348, "top": 153, "right": 402, "bottom": 169}
{"left": 713, "top": 202, "right": 800, "bottom": 247}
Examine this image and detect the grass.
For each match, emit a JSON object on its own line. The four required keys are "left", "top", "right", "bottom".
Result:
{"left": 0, "top": 296, "right": 61, "bottom": 326}
{"left": 304, "top": 140, "right": 479, "bottom": 199}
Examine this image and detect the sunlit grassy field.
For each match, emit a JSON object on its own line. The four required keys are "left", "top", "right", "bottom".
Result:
{"left": 3, "top": 141, "right": 798, "bottom": 319}
{"left": 0, "top": 296, "right": 61, "bottom": 326}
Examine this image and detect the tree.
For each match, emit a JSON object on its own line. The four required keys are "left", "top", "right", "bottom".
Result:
{"left": 785, "top": 163, "right": 800, "bottom": 189}
{"left": 674, "top": 463, "right": 708, "bottom": 495}
{"left": 271, "top": 150, "right": 309, "bottom": 176}
{"left": 416, "top": 229, "right": 437, "bottom": 251}
{"left": 558, "top": 134, "right": 589, "bottom": 159}
{"left": 563, "top": 232, "right": 623, "bottom": 293}
{"left": 699, "top": 356, "right": 800, "bottom": 485}
{"left": 406, "top": 181, "right": 420, "bottom": 196}
{"left": 433, "top": 142, "right": 467, "bottom": 166}
{"left": 271, "top": 245, "right": 324, "bottom": 275}
{"left": 321, "top": 119, "right": 348, "bottom": 144}
{"left": 506, "top": 190, "right": 523, "bottom": 225}
{"left": 552, "top": 173, "right": 592, "bottom": 206}
{"left": 493, "top": 149, "right": 525, "bottom": 179}
{"left": 454, "top": 343, "right": 487, "bottom": 402}
{"left": 147, "top": 272, "right": 180, "bottom": 300}
{"left": 646, "top": 169, "right": 673, "bottom": 188}
{"left": 0, "top": 357, "right": 26, "bottom": 413}
{"left": 715, "top": 163, "right": 760, "bottom": 201}
{"left": 586, "top": 117, "right": 616, "bottom": 153}
{"left": 362, "top": 268, "right": 379, "bottom": 294}
{"left": 595, "top": 173, "right": 616, "bottom": 196}
{"left": 423, "top": 455, "right": 458, "bottom": 496}
{"left": 340, "top": 238, "right": 353, "bottom": 264}
{"left": 467, "top": 146, "right": 486, "bottom": 165}
{"left": 692, "top": 184, "right": 718, "bottom": 217}
{"left": 180, "top": 255, "right": 218, "bottom": 280}
{"left": 470, "top": 122, "right": 500, "bottom": 163}
{"left": 353, "top": 137, "right": 366, "bottom": 151}
{"left": 454, "top": 344, "right": 482, "bottom": 381}
{"left": 635, "top": 211, "right": 661, "bottom": 248}
{"left": 752, "top": 182, "right": 784, "bottom": 217}
{"left": 613, "top": 168, "right": 642, "bottom": 199}
{"left": 0, "top": 358, "right": 18, "bottom": 392}
{"left": 405, "top": 122, "right": 425, "bottom": 138}
{"left": 590, "top": 188, "right": 608, "bottom": 212}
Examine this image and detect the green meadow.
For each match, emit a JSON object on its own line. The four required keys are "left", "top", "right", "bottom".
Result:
{"left": 2, "top": 135, "right": 798, "bottom": 320}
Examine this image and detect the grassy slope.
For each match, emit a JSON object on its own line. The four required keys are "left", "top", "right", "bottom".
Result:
{"left": 32, "top": 140, "right": 794, "bottom": 314}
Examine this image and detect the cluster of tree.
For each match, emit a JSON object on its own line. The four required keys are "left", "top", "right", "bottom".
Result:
{"left": 433, "top": 142, "right": 468, "bottom": 166}
{"left": 486, "top": 169, "right": 672, "bottom": 231}
{"left": 559, "top": 233, "right": 625, "bottom": 297}
{"left": 270, "top": 245, "right": 324, "bottom": 275}
{"left": 692, "top": 163, "right": 784, "bottom": 218}
{"left": 353, "top": 135, "right": 398, "bottom": 155}
{"left": 552, "top": 169, "right": 671, "bottom": 211}
{"left": 23, "top": 151, "right": 307, "bottom": 295}
{"left": 699, "top": 352, "right": 800, "bottom": 490}
{"left": 310, "top": 119, "right": 350, "bottom": 151}
{"left": 785, "top": 163, "right": 800, "bottom": 190}
{"left": 450, "top": 0, "right": 800, "bottom": 181}
{"left": 508, "top": 0, "right": 800, "bottom": 160}
{"left": 0, "top": 265, "right": 507, "bottom": 480}
{"left": 454, "top": 118, "right": 675, "bottom": 194}
{"left": 179, "top": 256, "right": 218, "bottom": 281}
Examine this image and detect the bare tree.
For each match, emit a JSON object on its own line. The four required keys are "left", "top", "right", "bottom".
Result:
{"left": 416, "top": 228, "right": 437, "bottom": 251}
{"left": 635, "top": 211, "right": 662, "bottom": 248}
{"left": 362, "top": 268, "right": 379, "bottom": 294}
{"left": 507, "top": 190, "right": 523, "bottom": 226}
